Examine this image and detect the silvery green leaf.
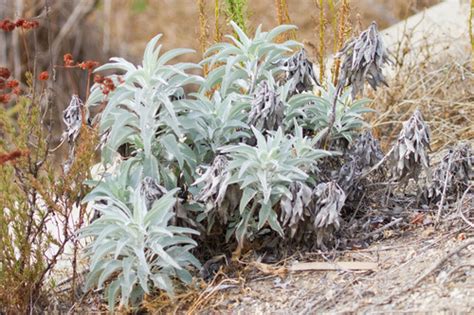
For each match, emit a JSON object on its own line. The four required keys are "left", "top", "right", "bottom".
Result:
{"left": 266, "top": 24, "right": 298, "bottom": 42}
{"left": 81, "top": 184, "right": 198, "bottom": 311}
{"left": 158, "top": 48, "right": 195, "bottom": 66}
{"left": 230, "top": 21, "right": 251, "bottom": 48}
{"left": 107, "top": 279, "right": 121, "bottom": 312}
{"left": 258, "top": 201, "right": 272, "bottom": 230}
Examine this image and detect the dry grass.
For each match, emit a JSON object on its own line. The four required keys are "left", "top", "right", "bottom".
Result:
{"left": 82, "top": 0, "right": 439, "bottom": 64}
{"left": 369, "top": 44, "right": 473, "bottom": 151}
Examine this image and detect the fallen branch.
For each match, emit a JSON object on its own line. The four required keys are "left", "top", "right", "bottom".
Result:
{"left": 250, "top": 260, "right": 377, "bottom": 275}
{"left": 359, "top": 146, "right": 394, "bottom": 180}
{"left": 289, "top": 261, "right": 378, "bottom": 271}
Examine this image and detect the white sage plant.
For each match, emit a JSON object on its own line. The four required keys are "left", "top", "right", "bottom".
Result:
{"left": 81, "top": 186, "right": 200, "bottom": 311}
{"left": 80, "top": 20, "right": 392, "bottom": 310}
{"left": 220, "top": 127, "right": 330, "bottom": 246}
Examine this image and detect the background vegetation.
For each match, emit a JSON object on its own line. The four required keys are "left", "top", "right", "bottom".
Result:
{"left": 0, "top": 0, "right": 472, "bottom": 313}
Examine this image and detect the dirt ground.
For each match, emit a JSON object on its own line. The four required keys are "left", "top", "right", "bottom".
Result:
{"left": 194, "top": 215, "right": 473, "bottom": 313}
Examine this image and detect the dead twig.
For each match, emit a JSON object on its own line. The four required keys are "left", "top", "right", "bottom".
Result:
{"left": 363, "top": 217, "right": 403, "bottom": 240}
{"left": 51, "top": 0, "right": 95, "bottom": 62}
{"left": 290, "top": 261, "right": 377, "bottom": 271}
{"left": 457, "top": 184, "right": 474, "bottom": 229}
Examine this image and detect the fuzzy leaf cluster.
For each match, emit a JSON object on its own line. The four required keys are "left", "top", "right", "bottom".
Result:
{"left": 81, "top": 168, "right": 200, "bottom": 311}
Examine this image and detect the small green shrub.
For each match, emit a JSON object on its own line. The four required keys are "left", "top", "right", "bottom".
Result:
{"left": 81, "top": 174, "right": 199, "bottom": 310}
{"left": 83, "top": 21, "right": 390, "bottom": 310}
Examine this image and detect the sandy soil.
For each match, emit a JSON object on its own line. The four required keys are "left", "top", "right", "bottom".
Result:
{"left": 196, "top": 220, "right": 473, "bottom": 313}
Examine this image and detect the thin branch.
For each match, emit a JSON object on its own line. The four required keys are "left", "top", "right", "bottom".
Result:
{"left": 457, "top": 184, "right": 474, "bottom": 229}
{"left": 363, "top": 217, "right": 403, "bottom": 240}
{"left": 51, "top": 0, "right": 95, "bottom": 63}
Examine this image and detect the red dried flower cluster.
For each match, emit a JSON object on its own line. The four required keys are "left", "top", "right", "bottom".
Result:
{"left": 38, "top": 71, "right": 49, "bottom": 81}
{"left": 79, "top": 61, "right": 99, "bottom": 70}
{"left": 94, "top": 74, "right": 117, "bottom": 95}
{"left": 0, "top": 18, "right": 39, "bottom": 32}
{"left": 15, "top": 19, "right": 39, "bottom": 30}
{"left": 6, "top": 80, "right": 19, "bottom": 88}
{"left": 0, "top": 94, "right": 10, "bottom": 103}
{"left": 63, "top": 53, "right": 99, "bottom": 71}
{"left": 0, "top": 67, "right": 10, "bottom": 79}
{"left": 63, "top": 53, "right": 74, "bottom": 67}
{"left": 0, "top": 67, "right": 20, "bottom": 103}
{"left": 0, "top": 149, "right": 29, "bottom": 165}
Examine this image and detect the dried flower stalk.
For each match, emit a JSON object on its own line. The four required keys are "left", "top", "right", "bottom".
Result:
{"left": 336, "top": 21, "right": 390, "bottom": 98}
{"left": 248, "top": 80, "right": 284, "bottom": 131}
{"left": 140, "top": 176, "right": 168, "bottom": 211}
{"left": 349, "top": 130, "right": 384, "bottom": 172}
{"left": 62, "top": 95, "right": 84, "bottom": 173}
{"left": 279, "top": 49, "right": 319, "bottom": 95}
{"left": 428, "top": 143, "right": 473, "bottom": 201}
{"left": 321, "top": 22, "right": 390, "bottom": 148}
{"left": 194, "top": 155, "right": 236, "bottom": 223}
{"left": 312, "top": 181, "right": 346, "bottom": 247}
{"left": 390, "top": 109, "right": 431, "bottom": 185}
{"left": 280, "top": 181, "right": 313, "bottom": 237}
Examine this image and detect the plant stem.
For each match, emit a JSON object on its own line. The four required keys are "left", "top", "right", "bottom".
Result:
{"left": 332, "top": 0, "right": 349, "bottom": 86}
{"left": 317, "top": 0, "right": 325, "bottom": 83}
{"left": 198, "top": 0, "right": 210, "bottom": 76}
{"left": 320, "top": 84, "right": 342, "bottom": 148}
{"left": 214, "top": 0, "right": 222, "bottom": 42}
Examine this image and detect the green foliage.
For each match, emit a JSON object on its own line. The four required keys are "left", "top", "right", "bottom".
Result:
{"left": 201, "top": 22, "right": 300, "bottom": 96}
{"left": 81, "top": 175, "right": 199, "bottom": 310}
{"left": 131, "top": 0, "right": 149, "bottom": 13}
{"left": 307, "top": 86, "right": 373, "bottom": 143}
{"left": 87, "top": 34, "right": 202, "bottom": 186}
{"left": 224, "top": 0, "right": 248, "bottom": 33}
{"left": 222, "top": 126, "right": 330, "bottom": 244}
{"left": 1, "top": 88, "right": 97, "bottom": 313}
{"left": 177, "top": 92, "right": 249, "bottom": 156}
{"left": 84, "top": 21, "right": 378, "bottom": 310}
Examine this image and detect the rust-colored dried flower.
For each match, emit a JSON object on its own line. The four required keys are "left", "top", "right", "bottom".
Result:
{"left": 21, "top": 20, "right": 39, "bottom": 30}
{"left": 102, "top": 78, "right": 115, "bottom": 95}
{"left": 93, "top": 74, "right": 104, "bottom": 84}
{"left": 0, "top": 93, "right": 10, "bottom": 103}
{"left": 0, "top": 67, "right": 11, "bottom": 79}
{"left": 0, "top": 19, "right": 16, "bottom": 32}
{"left": 93, "top": 75, "right": 116, "bottom": 95}
{"left": 6, "top": 80, "right": 19, "bottom": 88}
{"left": 0, "top": 149, "right": 29, "bottom": 165}
{"left": 79, "top": 60, "right": 99, "bottom": 71}
{"left": 15, "top": 19, "right": 25, "bottom": 27}
{"left": 63, "top": 53, "right": 74, "bottom": 67}
{"left": 38, "top": 71, "right": 49, "bottom": 81}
